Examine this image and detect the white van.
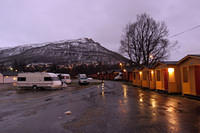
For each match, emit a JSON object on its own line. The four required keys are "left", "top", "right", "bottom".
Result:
{"left": 78, "top": 74, "right": 89, "bottom": 85}
{"left": 60, "top": 74, "right": 72, "bottom": 84}
{"left": 17, "top": 72, "right": 62, "bottom": 89}
{"left": 114, "top": 72, "right": 123, "bottom": 80}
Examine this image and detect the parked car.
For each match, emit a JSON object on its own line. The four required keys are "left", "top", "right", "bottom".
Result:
{"left": 59, "top": 74, "right": 72, "bottom": 84}
{"left": 114, "top": 72, "right": 123, "bottom": 80}
{"left": 78, "top": 74, "right": 89, "bottom": 85}
{"left": 17, "top": 72, "right": 62, "bottom": 89}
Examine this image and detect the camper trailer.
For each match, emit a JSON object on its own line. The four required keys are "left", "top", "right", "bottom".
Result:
{"left": 17, "top": 72, "right": 62, "bottom": 89}
{"left": 59, "top": 74, "right": 72, "bottom": 84}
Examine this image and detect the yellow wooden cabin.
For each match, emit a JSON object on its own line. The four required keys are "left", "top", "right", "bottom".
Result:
{"left": 178, "top": 55, "right": 200, "bottom": 96}
{"left": 154, "top": 61, "right": 181, "bottom": 93}
{"left": 133, "top": 69, "right": 142, "bottom": 87}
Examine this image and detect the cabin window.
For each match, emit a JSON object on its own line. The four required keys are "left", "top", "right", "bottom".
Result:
{"left": 183, "top": 67, "right": 188, "bottom": 82}
{"left": 17, "top": 77, "right": 26, "bottom": 81}
{"left": 156, "top": 70, "right": 160, "bottom": 81}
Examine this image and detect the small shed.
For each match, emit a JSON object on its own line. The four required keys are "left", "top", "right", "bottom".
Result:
{"left": 154, "top": 61, "right": 181, "bottom": 93}
{"left": 178, "top": 55, "right": 200, "bottom": 96}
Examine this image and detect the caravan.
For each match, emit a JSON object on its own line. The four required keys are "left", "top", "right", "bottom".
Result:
{"left": 59, "top": 74, "right": 72, "bottom": 84}
{"left": 17, "top": 72, "right": 62, "bottom": 89}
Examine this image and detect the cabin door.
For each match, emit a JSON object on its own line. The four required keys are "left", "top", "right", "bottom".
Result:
{"left": 163, "top": 69, "right": 168, "bottom": 91}
{"left": 195, "top": 66, "right": 200, "bottom": 96}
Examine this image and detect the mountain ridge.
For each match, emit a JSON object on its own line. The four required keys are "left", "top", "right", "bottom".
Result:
{"left": 0, "top": 38, "right": 128, "bottom": 66}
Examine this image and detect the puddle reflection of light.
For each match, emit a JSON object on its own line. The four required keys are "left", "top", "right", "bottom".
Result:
{"left": 139, "top": 98, "right": 143, "bottom": 102}
{"left": 167, "top": 107, "right": 174, "bottom": 112}
{"left": 138, "top": 91, "right": 144, "bottom": 103}
{"left": 101, "top": 83, "right": 105, "bottom": 97}
{"left": 166, "top": 99, "right": 180, "bottom": 132}
{"left": 122, "top": 85, "right": 128, "bottom": 98}
{"left": 151, "top": 99, "right": 156, "bottom": 108}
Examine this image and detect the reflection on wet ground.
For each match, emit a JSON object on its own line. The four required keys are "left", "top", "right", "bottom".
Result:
{"left": 1, "top": 81, "right": 200, "bottom": 133}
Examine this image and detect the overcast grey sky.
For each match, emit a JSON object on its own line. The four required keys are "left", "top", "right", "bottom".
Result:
{"left": 0, "top": 0, "right": 199, "bottom": 60}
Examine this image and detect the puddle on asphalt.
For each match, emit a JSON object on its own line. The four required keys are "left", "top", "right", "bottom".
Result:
{"left": 16, "top": 89, "right": 55, "bottom": 94}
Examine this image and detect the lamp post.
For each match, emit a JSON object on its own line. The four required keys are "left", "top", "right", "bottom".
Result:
{"left": 119, "top": 63, "right": 123, "bottom": 70}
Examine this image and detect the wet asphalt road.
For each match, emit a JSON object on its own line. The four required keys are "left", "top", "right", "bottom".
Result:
{"left": 1, "top": 81, "right": 200, "bottom": 133}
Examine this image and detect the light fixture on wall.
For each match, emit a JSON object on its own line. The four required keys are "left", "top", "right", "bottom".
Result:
{"left": 168, "top": 68, "right": 174, "bottom": 74}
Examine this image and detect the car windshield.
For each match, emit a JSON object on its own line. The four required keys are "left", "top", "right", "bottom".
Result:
{"left": 61, "top": 76, "right": 70, "bottom": 79}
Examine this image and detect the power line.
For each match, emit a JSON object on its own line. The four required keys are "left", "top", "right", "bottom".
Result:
{"left": 170, "top": 24, "right": 200, "bottom": 38}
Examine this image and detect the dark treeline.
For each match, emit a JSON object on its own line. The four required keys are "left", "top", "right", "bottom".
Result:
{"left": 0, "top": 62, "right": 121, "bottom": 77}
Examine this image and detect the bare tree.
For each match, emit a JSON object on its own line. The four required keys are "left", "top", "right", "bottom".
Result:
{"left": 120, "top": 13, "right": 170, "bottom": 67}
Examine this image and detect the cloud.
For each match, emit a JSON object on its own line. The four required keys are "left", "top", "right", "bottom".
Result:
{"left": 0, "top": 0, "right": 199, "bottom": 60}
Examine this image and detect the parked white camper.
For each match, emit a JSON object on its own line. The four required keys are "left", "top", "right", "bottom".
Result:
{"left": 17, "top": 72, "right": 62, "bottom": 89}
{"left": 60, "top": 74, "right": 72, "bottom": 84}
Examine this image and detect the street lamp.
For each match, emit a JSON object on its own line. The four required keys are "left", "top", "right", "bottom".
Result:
{"left": 9, "top": 67, "right": 13, "bottom": 71}
{"left": 149, "top": 55, "right": 154, "bottom": 60}
{"left": 119, "top": 63, "right": 123, "bottom": 69}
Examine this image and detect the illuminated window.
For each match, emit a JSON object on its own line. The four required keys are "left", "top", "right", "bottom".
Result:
{"left": 156, "top": 70, "right": 160, "bottom": 81}
{"left": 183, "top": 67, "right": 188, "bottom": 82}
{"left": 168, "top": 68, "right": 175, "bottom": 82}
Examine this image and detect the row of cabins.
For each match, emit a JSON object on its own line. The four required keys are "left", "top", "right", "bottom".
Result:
{"left": 97, "top": 69, "right": 133, "bottom": 82}
{"left": 133, "top": 55, "right": 200, "bottom": 97}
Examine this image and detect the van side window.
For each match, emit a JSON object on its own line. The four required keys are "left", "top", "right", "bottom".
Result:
{"left": 44, "top": 77, "right": 52, "bottom": 81}
{"left": 44, "top": 77, "right": 59, "bottom": 81}
{"left": 18, "top": 77, "right": 26, "bottom": 81}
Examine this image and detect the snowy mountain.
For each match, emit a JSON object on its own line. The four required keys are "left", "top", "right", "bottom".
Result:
{"left": 0, "top": 38, "right": 128, "bottom": 65}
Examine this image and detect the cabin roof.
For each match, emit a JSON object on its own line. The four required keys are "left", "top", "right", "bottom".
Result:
{"left": 160, "top": 61, "right": 178, "bottom": 65}
{"left": 178, "top": 55, "right": 200, "bottom": 64}
{"left": 153, "top": 61, "right": 178, "bottom": 68}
